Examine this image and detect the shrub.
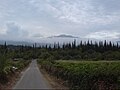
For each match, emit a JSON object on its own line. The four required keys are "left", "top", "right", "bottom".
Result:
{"left": 39, "top": 60, "right": 120, "bottom": 89}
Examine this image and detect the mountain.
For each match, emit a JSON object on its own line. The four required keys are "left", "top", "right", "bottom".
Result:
{"left": 0, "top": 40, "right": 50, "bottom": 47}
{"left": 48, "top": 34, "right": 78, "bottom": 38}
{"left": 0, "top": 40, "right": 33, "bottom": 46}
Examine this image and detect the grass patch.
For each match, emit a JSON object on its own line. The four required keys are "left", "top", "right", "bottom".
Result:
{"left": 38, "top": 60, "right": 120, "bottom": 89}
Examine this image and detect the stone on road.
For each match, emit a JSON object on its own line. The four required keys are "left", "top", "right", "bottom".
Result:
{"left": 13, "top": 60, "right": 51, "bottom": 89}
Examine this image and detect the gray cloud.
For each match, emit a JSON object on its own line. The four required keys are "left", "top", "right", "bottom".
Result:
{"left": 0, "top": 22, "right": 29, "bottom": 41}
{"left": 92, "top": 0, "right": 120, "bottom": 12}
{"left": 0, "top": 0, "right": 120, "bottom": 42}
{"left": 32, "top": 33, "right": 44, "bottom": 38}
{"left": 6, "top": 22, "right": 20, "bottom": 35}
{"left": 6, "top": 22, "right": 29, "bottom": 37}
{"left": 29, "top": 0, "right": 120, "bottom": 25}
{"left": 85, "top": 31, "right": 120, "bottom": 40}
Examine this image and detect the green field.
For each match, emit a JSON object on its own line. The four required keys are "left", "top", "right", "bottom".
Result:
{"left": 39, "top": 60, "right": 120, "bottom": 89}
{"left": 57, "top": 60, "right": 120, "bottom": 63}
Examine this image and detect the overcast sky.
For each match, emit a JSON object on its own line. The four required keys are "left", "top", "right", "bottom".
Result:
{"left": 0, "top": 0, "right": 120, "bottom": 42}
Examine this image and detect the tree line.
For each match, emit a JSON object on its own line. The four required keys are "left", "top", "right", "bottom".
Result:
{"left": 0, "top": 40, "right": 120, "bottom": 60}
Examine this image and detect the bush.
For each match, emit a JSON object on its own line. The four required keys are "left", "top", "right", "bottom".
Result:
{"left": 39, "top": 60, "right": 120, "bottom": 89}
{"left": 0, "top": 55, "right": 30, "bottom": 84}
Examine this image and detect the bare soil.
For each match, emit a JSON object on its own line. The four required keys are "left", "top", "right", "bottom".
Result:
{"left": 39, "top": 65, "right": 69, "bottom": 90}
{"left": 0, "top": 71, "right": 21, "bottom": 90}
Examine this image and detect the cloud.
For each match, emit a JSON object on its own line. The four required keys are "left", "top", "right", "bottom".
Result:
{"left": 6, "top": 22, "right": 20, "bottom": 35}
{"left": 0, "top": 22, "right": 29, "bottom": 41}
{"left": 57, "top": 1, "right": 120, "bottom": 25}
{"left": 85, "top": 31, "right": 120, "bottom": 40}
{"left": 29, "top": 0, "right": 120, "bottom": 25}
{"left": 32, "top": 33, "right": 44, "bottom": 38}
{"left": 92, "top": 0, "right": 120, "bottom": 12}
{"left": 6, "top": 22, "right": 28, "bottom": 37}
{"left": 0, "top": 0, "right": 120, "bottom": 42}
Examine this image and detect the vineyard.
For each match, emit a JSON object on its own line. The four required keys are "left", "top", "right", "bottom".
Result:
{"left": 39, "top": 60, "right": 120, "bottom": 89}
{"left": 0, "top": 55, "right": 30, "bottom": 88}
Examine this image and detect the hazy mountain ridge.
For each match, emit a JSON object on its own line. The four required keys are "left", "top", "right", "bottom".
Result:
{"left": 0, "top": 40, "right": 33, "bottom": 45}
{"left": 48, "top": 34, "right": 79, "bottom": 38}
{"left": 0, "top": 38, "right": 119, "bottom": 46}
